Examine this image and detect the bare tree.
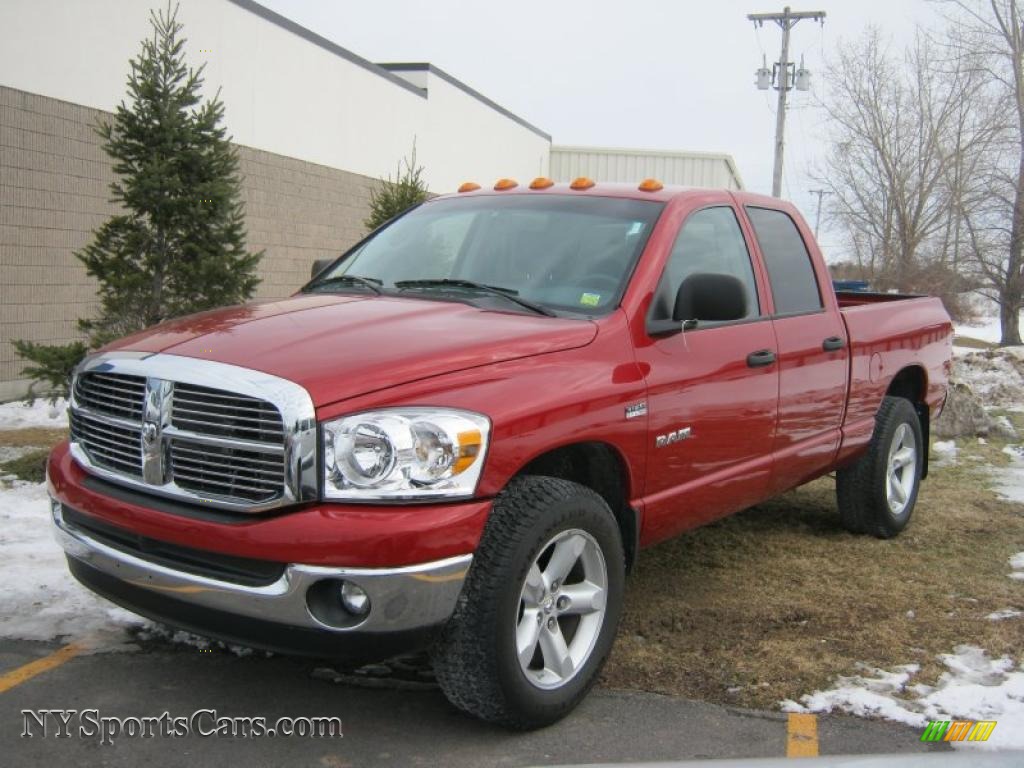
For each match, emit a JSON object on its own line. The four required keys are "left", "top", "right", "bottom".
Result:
{"left": 937, "top": 0, "right": 1024, "bottom": 345}
{"left": 815, "top": 27, "right": 997, "bottom": 310}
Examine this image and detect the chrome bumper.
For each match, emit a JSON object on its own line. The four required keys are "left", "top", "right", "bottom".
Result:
{"left": 52, "top": 501, "right": 471, "bottom": 635}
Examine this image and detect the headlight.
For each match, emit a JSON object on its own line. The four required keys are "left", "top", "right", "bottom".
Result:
{"left": 322, "top": 408, "right": 490, "bottom": 500}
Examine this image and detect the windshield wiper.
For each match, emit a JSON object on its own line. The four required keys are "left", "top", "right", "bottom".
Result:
{"left": 306, "top": 274, "right": 383, "bottom": 295}
{"left": 393, "top": 279, "right": 556, "bottom": 317}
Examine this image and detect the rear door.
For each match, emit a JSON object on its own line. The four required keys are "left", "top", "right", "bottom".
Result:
{"left": 743, "top": 206, "right": 849, "bottom": 493}
{"left": 636, "top": 204, "right": 779, "bottom": 545}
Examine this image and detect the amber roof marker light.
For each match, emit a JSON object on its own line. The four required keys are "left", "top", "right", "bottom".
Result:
{"left": 570, "top": 177, "right": 595, "bottom": 190}
{"left": 529, "top": 177, "right": 554, "bottom": 190}
{"left": 638, "top": 178, "right": 664, "bottom": 192}
{"left": 494, "top": 178, "right": 519, "bottom": 190}
{"left": 458, "top": 182, "right": 481, "bottom": 193}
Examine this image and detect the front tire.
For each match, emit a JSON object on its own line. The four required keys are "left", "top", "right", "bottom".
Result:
{"left": 836, "top": 396, "right": 923, "bottom": 538}
{"left": 433, "top": 475, "right": 625, "bottom": 729}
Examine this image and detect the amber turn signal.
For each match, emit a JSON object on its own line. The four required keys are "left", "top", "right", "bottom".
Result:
{"left": 570, "top": 177, "right": 595, "bottom": 190}
{"left": 458, "top": 182, "right": 481, "bottom": 193}
{"left": 529, "top": 177, "right": 554, "bottom": 190}
{"left": 638, "top": 178, "right": 664, "bottom": 192}
{"left": 493, "top": 178, "right": 519, "bottom": 190}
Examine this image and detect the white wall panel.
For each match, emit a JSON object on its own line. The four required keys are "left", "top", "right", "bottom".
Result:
{"left": 0, "top": 0, "right": 549, "bottom": 193}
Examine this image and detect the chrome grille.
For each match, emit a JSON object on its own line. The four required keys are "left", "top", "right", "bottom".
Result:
{"left": 67, "top": 354, "right": 317, "bottom": 513}
{"left": 170, "top": 438, "right": 284, "bottom": 503}
{"left": 74, "top": 372, "right": 146, "bottom": 420}
{"left": 171, "top": 383, "right": 284, "bottom": 443}
{"left": 70, "top": 409, "right": 143, "bottom": 477}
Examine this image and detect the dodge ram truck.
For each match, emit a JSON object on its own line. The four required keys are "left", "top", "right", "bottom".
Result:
{"left": 48, "top": 179, "right": 953, "bottom": 729}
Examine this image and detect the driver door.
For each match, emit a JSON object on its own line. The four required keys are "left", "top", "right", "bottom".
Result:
{"left": 635, "top": 205, "right": 780, "bottom": 545}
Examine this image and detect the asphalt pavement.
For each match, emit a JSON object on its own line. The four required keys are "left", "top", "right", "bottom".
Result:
{"left": 0, "top": 637, "right": 945, "bottom": 767}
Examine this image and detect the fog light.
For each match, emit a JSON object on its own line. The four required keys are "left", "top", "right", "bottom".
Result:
{"left": 339, "top": 581, "right": 370, "bottom": 616}
{"left": 50, "top": 497, "right": 62, "bottom": 523}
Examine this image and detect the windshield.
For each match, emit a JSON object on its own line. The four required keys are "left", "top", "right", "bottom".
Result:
{"left": 304, "top": 194, "right": 664, "bottom": 316}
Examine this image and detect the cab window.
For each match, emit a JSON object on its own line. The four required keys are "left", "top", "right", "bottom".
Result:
{"left": 651, "top": 206, "right": 761, "bottom": 321}
{"left": 745, "top": 206, "right": 823, "bottom": 315}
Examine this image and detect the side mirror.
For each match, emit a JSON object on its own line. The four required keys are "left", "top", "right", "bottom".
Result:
{"left": 673, "top": 273, "right": 748, "bottom": 323}
{"left": 647, "top": 273, "right": 748, "bottom": 337}
{"left": 311, "top": 258, "right": 334, "bottom": 279}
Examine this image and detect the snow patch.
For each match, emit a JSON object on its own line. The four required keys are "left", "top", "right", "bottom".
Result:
{"left": 953, "top": 350, "right": 1024, "bottom": 411}
{"left": 0, "top": 480, "right": 144, "bottom": 641}
{"left": 932, "top": 440, "right": 958, "bottom": 467}
{"left": 933, "top": 440, "right": 957, "bottom": 456}
{"left": 954, "top": 302, "right": 1023, "bottom": 347}
{"left": 781, "top": 663, "right": 925, "bottom": 726}
{"left": 0, "top": 479, "right": 265, "bottom": 654}
{"left": 1011, "top": 552, "right": 1024, "bottom": 582}
{"left": 0, "top": 398, "right": 68, "bottom": 431}
{"left": 135, "top": 625, "right": 260, "bottom": 658}
{"left": 0, "top": 445, "right": 36, "bottom": 460}
{"left": 955, "top": 313, "right": 1005, "bottom": 346}
{"left": 986, "top": 609, "right": 1022, "bottom": 621}
{"left": 782, "top": 646, "right": 1024, "bottom": 750}
{"left": 992, "top": 448, "right": 1024, "bottom": 504}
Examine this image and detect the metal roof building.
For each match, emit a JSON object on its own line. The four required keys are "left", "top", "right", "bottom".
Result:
{"left": 551, "top": 146, "right": 744, "bottom": 191}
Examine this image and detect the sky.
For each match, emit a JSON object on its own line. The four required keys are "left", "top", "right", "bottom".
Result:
{"left": 258, "top": 0, "right": 934, "bottom": 256}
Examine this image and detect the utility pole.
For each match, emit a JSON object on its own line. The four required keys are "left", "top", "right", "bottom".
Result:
{"left": 749, "top": 7, "right": 825, "bottom": 198}
{"left": 809, "top": 188, "right": 829, "bottom": 238}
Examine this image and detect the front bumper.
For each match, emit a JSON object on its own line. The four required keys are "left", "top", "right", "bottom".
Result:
{"left": 47, "top": 441, "right": 485, "bottom": 659}
{"left": 54, "top": 496, "right": 468, "bottom": 625}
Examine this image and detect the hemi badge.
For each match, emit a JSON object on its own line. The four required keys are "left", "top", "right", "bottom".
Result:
{"left": 625, "top": 402, "right": 648, "bottom": 420}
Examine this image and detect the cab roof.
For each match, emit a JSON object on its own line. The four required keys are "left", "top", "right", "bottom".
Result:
{"left": 431, "top": 182, "right": 785, "bottom": 209}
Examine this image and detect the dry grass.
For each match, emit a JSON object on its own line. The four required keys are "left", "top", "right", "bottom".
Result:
{"left": 0, "top": 428, "right": 65, "bottom": 483}
{"left": 0, "top": 448, "right": 52, "bottom": 483}
{"left": 0, "top": 427, "right": 67, "bottom": 448}
{"left": 603, "top": 430, "right": 1024, "bottom": 709}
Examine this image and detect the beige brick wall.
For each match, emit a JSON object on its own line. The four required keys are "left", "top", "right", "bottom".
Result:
{"left": 0, "top": 85, "right": 375, "bottom": 401}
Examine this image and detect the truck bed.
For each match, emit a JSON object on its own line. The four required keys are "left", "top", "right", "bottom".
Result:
{"left": 835, "top": 292, "right": 953, "bottom": 466}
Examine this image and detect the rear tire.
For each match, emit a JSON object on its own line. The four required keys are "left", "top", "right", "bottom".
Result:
{"left": 836, "top": 396, "right": 923, "bottom": 538}
{"left": 432, "top": 475, "right": 625, "bottom": 729}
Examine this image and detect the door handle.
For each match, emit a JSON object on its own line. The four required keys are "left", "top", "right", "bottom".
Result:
{"left": 746, "top": 349, "right": 776, "bottom": 368}
{"left": 822, "top": 336, "right": 845, "bottom": 351}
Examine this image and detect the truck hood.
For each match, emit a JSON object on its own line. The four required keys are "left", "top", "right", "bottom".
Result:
{"left": 101, "top": 294, "right": 598, "bottom": 406}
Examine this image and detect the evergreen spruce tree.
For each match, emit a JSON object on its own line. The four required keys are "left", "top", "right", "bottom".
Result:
{"left": 80, "top": 3, "right": 261, "bottom": 341}
{"left": 14, "top": 3, "right": 261, "bottom": 399}
{"left": 364, "top": 144, "right": 430, "bottom": 232}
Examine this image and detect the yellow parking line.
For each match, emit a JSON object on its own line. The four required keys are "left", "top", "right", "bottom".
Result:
{"left": 0, "top": 643, "right": 83, "bottom": 694}
{"left": 787, "top": 712, "right": 819, "bottom": 757}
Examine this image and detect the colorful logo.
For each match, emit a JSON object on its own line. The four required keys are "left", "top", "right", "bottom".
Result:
{"left": 920, "top": 720, "right": 997, "bottom": 742}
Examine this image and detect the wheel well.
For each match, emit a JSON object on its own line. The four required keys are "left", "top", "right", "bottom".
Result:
{"left": 886, "top": 366, "right": 930, "bottom": 479}
{"left": 517, "top": 442, "right": 638, "bottom": 572}
{"left": 887, "top": 366, "right": 925, "bottom": 402}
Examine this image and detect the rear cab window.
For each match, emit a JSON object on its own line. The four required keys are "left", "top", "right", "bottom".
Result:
{"left": 745, "top": 207, "right": 823, "bottom": 316}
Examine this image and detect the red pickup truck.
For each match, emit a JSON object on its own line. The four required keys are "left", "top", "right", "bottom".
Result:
{"left": 48, "top": 181, "right": 952, "bottom": 729}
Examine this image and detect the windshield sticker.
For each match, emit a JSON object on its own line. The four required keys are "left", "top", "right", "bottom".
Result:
{"left": 580, "top": 292, "right": 601, "bottom": 307}
{"left": 627, "top": 222, "right": 643, "bottom": 235}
